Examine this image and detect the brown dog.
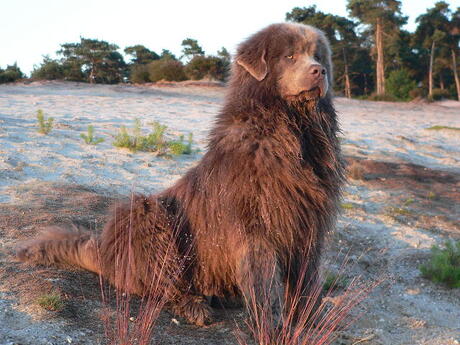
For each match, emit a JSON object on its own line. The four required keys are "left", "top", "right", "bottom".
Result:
{"left": 17, "top": 23, "right": 344, "bottom": 326}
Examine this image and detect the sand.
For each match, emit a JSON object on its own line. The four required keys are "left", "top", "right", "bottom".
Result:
{"left": 0, "top": 81, "right": 459, "bottom": 345}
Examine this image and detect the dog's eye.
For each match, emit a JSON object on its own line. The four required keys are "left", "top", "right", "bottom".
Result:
{"left": 286, "top": 55, "right": 294, "bottom": 60}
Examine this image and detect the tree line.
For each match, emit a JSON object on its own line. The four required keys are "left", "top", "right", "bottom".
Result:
{"left": 1, "top": 0, "right": 459, "bottom": 101}
{"left": 26, "top": 38, "right": 230, "bottom": 84}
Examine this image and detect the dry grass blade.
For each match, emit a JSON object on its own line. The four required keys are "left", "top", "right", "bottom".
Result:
{"left": 236, "top": 258, "right": 383, "bottom": 345}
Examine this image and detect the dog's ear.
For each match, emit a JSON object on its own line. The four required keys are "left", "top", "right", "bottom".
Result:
{"left": 236, "top": 49, "right": 267, "bottom": 81}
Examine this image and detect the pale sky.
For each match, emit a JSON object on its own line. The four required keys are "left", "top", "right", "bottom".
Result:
{"left": 2, "top": 0, "right": 459, "bottom": 75}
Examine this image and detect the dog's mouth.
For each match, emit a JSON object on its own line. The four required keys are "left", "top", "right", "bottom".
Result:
{"left": 285, "top": 87, "right": 322, "bottom": 102}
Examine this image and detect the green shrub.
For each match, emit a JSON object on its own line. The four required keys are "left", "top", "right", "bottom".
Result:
{"left": 429, "top": 88, "right": 450, "bottom": 101}
{"left": 37, "top": 293, "right": 64, "bottom": 311}
{"left": 31, "top": 57, "right": 65, "bottom": 80}
{"left": 426, "top": 125, "right": 460, "bottom": 132}
{"left": 168, "top": 133, "right": 193, "bottom": 155}
{"left": 386, "top": 69, "right": 417, "bottom": 101}
{"left": 36, "top": 109, "right": 54, "bottom": 134}
{"left": 420, "top": 241, "right": 460, "bottom": 288}
{"left": 340, "top": 202, "right": 354, "bottom": 210}
{"left": 129, "top": 64, "right": 151, "bottom": 83}
{"left": 148, "top": 59, "right": 187, "bottom": 82}
{"left": 323, "top": 272, "right": 348, "bottom": 291}
{"left": 0, "top": 63, "right": 24, "bottom": 84}
{"left": 113, "top": 119, "right": 193, "bottom": 156}
{"left": 81, "top": 125, "right": 104, "bottom": 145}
{"left": 184, "top": 55, "right": 228, "bottom": 81}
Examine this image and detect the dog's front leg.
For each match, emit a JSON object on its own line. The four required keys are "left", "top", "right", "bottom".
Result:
{"left": 236, "top": 242, "right": 285, "bottom": 329}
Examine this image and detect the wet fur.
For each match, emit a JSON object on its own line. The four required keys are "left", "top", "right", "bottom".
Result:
{"left": 17, "top": 23, "right": 344, "bottom": 326}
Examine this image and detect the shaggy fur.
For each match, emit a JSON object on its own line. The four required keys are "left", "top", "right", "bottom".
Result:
{"left": 17, "top": 23, "right": 345, "bottom": 326}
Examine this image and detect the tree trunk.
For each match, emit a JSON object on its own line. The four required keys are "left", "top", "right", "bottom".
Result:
{"left": 452, "top": 49, "right": 460, "bottom": 101}
{"left": 375, "top": 18, "right": 385, "bottom": 95}
{"left": 343, "top": 48, "right": 351, "bottom": 98}
{"left": 429, "top": 41, "right": 435, "bottom": 98}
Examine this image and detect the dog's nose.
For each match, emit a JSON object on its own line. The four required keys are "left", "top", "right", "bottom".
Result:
{"left": 309, "top": 64, "right": 326, "bottom": 77}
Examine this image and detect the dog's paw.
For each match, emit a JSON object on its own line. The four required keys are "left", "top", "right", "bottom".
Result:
{"left": 171, "top": 294, "right": 212, "bottom": 326}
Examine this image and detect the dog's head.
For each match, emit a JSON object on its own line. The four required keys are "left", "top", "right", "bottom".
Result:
{"left": 235, "top": 23, "right": 332, "bottom": 102}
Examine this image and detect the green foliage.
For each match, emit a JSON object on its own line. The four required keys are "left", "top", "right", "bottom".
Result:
{"left": 31, "top": 56, "right": 65, "bottom": 80}
{"left": 428, "top": 88, "right": 451, "bottom": 101}
{"left": 159, "top": 49, "right": 177, "bottom": 61}
{"left": 426, "top": 125, "right": 460, "bottom": 131}
{"left": 323, "top": 272, "right": 349, "bottom": 291}
{"left": 58, "top": 37, "right": 126, "bottom": 83}
{"left": 168, "top": 133, "right": 193, "bottom": 155}
{"left": 129, "top": 64, "right": 150, "bottom": 84}
{"left": 181, "top": 38, "right": 205, "bottom": 61}
{"left": 184, "top": 55, "right": 228, "bottom": 81}
{"left": 81, "top": 125, "right": 104, "bottom": 145}
{"left": 124, "top": 45, "right": 159, "bottom": 64}
{"left": 36, "top": 109, "right": 54, "bottom": 135}
{"left": 426, "top": 191, "right": 437, "bottom": 200}
{"left": 347, "top": 0, "right": 407, "bottom": 27}
{"left": 340, "top": 202, "right": 355, "bottom": 210}
{"left": 148, "top": 59, "right": 186, "bottom": 82}
{"left": 113, "top": 119, "right": 193, "bottom": 156}
{"left": 402, "top": 197, "right": 415, "bottom": 206}
{"left": 0, "top": 63, "right": 24, "bottom": 83}
{"left": 420, "top": 241, "right": 460, "bottom": 288}
{"left": 386, "top": 69, "right": 417, "bottom": 100}
{"left": 37, "top": 293, "right": 64, "bottom": 311}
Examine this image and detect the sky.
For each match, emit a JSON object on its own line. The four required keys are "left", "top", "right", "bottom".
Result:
{"left": 2, "top": 0, "right": 459, "bottom": 75}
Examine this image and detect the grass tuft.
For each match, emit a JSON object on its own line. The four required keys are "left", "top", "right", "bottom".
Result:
{"left": 36, "top": 109, "right": 54, "bottom": 135}
{"left": 340, "top": 202, "right": 354, "bottom": 210}
{"left": 420, "top": 240, "right": 460, "bottom": 288}
{"left": 386, "top": 206, "right": 412, "bottom": 217}
{"left": 81, "top": 125, "right": 104, "bottom": 145}
{"left": 36, "top": 293, "right": 64, "bottom": 311}
{"left": 112, "top": 119, "right": 193, "bottom": 156}
{"left": 425, "top": 125, "right": 460, "bottom": 132}
{"left": 323, "top": 272, "right": 349, "bottom": 291}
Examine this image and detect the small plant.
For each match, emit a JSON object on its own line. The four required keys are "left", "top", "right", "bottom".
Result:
{"left": 113, "top": 119, "right": 193, "bottom": 156}
{"left": 81, "top": 125, "right": 104, "bottom": 145}
{"left": 386, "top": 206, "right": 412, "bottom": 218}
{"left": 420, "top": 241, "right": 460, "bottom": 288}
{"left": 36, "top": 109, "right": 54, "bottom": 134}
{"left": 340, "top": 202, "right": 354, "bottom": 210}
{"left": 402, "top": 198, "right": 415, "bottom": 207}
{"left": 323, "top": 272, "right": 349, "bottom": 291}
{"left": 168, "top": 133, "right": 193, "bottom": 155}
{"left": 427, "top": 191, "right": 437, "bottom": 200}
{"left": 37, "top": 293, "right": 64, "bottom": 311}
{"left": 385, "top": 69, "right": 417, "bottom": 101}
{"left": 426, "top": 125, "right": 460, "bottom": 132}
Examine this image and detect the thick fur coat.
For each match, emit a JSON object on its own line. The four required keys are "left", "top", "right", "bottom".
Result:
{"left": 18, "top": 23, "right": 345, "bottom": 326}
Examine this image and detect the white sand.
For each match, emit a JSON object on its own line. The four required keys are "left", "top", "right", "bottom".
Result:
{"left": 1, "top": 81, "right": 458, "bottom": 204}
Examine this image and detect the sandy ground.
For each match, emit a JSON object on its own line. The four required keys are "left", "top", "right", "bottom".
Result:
{"left": 0, "top": 81, "right": 459, "bottom": 345}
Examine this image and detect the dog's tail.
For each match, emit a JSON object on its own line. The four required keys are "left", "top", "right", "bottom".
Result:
{"left": 16, "top": 226, "right": 101, "bottom": 274}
